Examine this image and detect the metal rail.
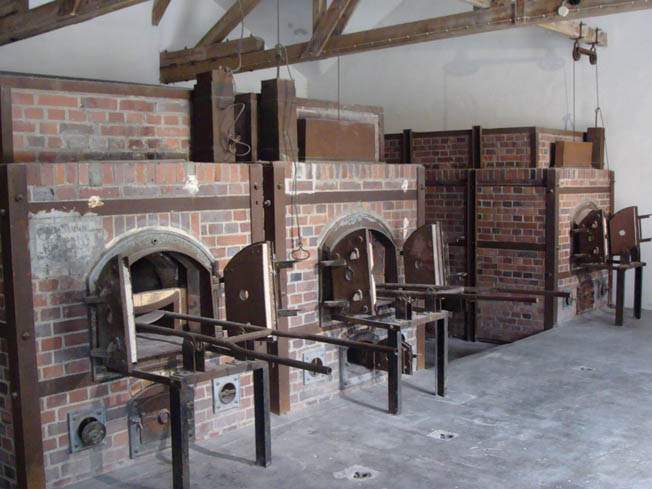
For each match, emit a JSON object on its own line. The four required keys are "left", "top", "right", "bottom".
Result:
{"left": 155, "top": 310, "right": 396, "bottom": 354}
{"left": 375, "top": 287, "right": 539, "bottom": 304}
{"left": 379, "top": 282, "right": 570, "bottom": 298}
{"left": 136, "top": 322, "right": 333, "bottom": 375}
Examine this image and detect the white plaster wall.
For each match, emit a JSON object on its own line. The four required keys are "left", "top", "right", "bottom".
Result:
{"left": 303, "top": 3, "right": 652, "bottom": 310}
{"left": 0, "top": 0, "right": 309, "bottom": 95}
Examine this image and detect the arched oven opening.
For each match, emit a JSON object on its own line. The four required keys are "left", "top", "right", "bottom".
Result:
{"left": 87, "top": 229, "right": 217, "bottom": 380}
{"left": 570, "top": 201, "right": 609, "bottom": 314}
{"left": 319, "top": 213, "right": 399, "bottom": 324}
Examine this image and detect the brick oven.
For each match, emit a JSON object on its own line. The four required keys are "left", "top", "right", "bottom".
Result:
{"left": 386, "top": 126, "right": 613, "bottom": 343}
{"left": 0, "top": 72, "right": 430, "bottom": 489}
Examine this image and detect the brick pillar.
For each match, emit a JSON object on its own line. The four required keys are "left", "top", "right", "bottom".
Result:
{"left": 260, "top": 79, "right": 297, "bottom": 161}
{"left": 191, "top": 69, "right": 235, "bottom": 163}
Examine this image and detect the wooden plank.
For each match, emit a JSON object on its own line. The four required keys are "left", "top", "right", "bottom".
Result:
{"left": 161, "top": 36, "right": 265, "bottom": 69}
{"left": 465, "top": 170, "right": 477, "bottom": 342}
{"left": 298, "top": 118, "right": 376, "bottom": 162}
{"left": 538, "top": 20, "right": 608, "bottom": 46}
{"left": 0, "top": 0, "right": 20, "bottom": 17}
{"left": 459, "top": 0, "right": 608, "bottom": 45}
{"left": 161, "top": 0, "right": 633, "bottom": 81}
{"left": 333, "top": 0, "right": 360, "bottom": 35}
{"left": 0, "top": 0, "right": 150, "bottom": 46}
{"left": 303, "top": 0, "right": 352, "bottom": 58}
{"left": 401, "top": 129, "right": 413, "bottom": 163}
{"left": 0, "top": 85, "right": 13, "bottom": 163}
{"left": 544, "top": 169, "right": 559, "bottom": 330}
{"left": 196, "top": 0, "right": 261, "bottom": 46}
{"left": 554, "top": 141, "right": 593, "bottom": 167}
{"left": 151, "top": 0, "right": 171, "bottom": 26}
{"left": 417, "top": 166, "right": 426, "bottom": 227}
{"left": 585, "top": 127, "right": 605, "bottom": 169}
{"left": 313, "top": 0, "right": 326, "bottom": 31}
{"left": 1, "top": 165, "right": 46, "bottom": 489}
{"left": 471, "top": 125, "right": 482, "bottom": 169}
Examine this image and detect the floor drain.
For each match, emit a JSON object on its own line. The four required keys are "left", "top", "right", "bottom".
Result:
{"left": 333, "top": 465, "right": 378, "bottom": 481}
{"left": 428, "top": 429, "right": 458, "bottom": 441}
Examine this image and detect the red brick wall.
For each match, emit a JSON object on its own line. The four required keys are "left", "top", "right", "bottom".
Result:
{"left": 0, "top": 338, "right": 15, "bottom": 489}
{"left": 557, "top": 169, "right": 612, "bottom": 322}
{"left": 424, "top": 167, "right": 612, "bottom": 342}
{"left": 413, "top": 132, "right": 471, "bottom": 172}
{"left": 11, "top": 90, "right": 190, "bottom": 163}
{"left": 278, "top": 162, "right": 420, "bottom": 410}
{"left": 537, "top": 129, "right": 585, "bottom": 168}
{"left": 26, "top": 162, "right": 255, "bottom": 488}
{"left": 385, "top": 127, "right": 589, "bottom": 170}
{"left": 385, "top": 134, "right": 402, "bottom": 164}
{"left": 475, "top": 170, "right": 548, "bottom": 341}
{"left": 0, "top": 215, "right": 15, "bottom": 489}
{"left": 483, "top": 128, "right": 532, "bottom": 169}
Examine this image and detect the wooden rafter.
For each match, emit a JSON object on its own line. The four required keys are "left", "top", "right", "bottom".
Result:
{"left": 196, "top": 0, "right": 260, "bottom": 47}
{"left": 152, "top": 0, "right": 171, "bottom": 26}
{"left": 161, "top": 37, "right": 265, "bottom": 71}
{"left": 0, "top": 0, "right": 149, "bottom": 46}
{"left": 334, "top": 0, "right": 360, "bottom": 36}
{"left": 303, "top": 0, "right": 352, "bottom": 58}
{"left": 160, "top": 0, "right": 650, "bottom": 83}
{"left": 459, "top": 0, "right": 607, "bottom": 45}
{"left": 312, "top": 0, "right": 326, "bottom": 31}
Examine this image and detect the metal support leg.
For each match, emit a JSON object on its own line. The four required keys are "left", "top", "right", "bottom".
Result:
{"left": 436, "top": 313, "right": 448, "bottom": 397}
{"left": 616, "top": 269, "right": 625, "bottom": 326}
{"left": 253, "top": 364, "right": 272, "bottom": 467}
{"left": 387, "top": 327, "right": 402, "bottom": 415}
{"left": 635, "top": 266, "right": 643, "bottom": 320}
{"left": 170, "top": 378, "right": 193, "bottom": 489}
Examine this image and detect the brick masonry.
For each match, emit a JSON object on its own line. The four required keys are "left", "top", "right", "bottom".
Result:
{"left": 278, "top": 162, "right": 420, "bottom": 411}
{"left": 0, "top": 214, "right": 15, "bottom": 489}
{"left": 10, "top": 90, "right": 190, "bottom": 163}
{"left": 23, "top": 161, "right": 253, "bottom": 488}
{"left": 385, "top": 127, "right": 611, "bottom": 342}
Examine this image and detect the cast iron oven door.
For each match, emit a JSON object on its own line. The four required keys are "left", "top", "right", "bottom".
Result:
{"left": 572, "top": 207, "right": 608, "bottom": 265}
{"left": 87, "top": 229, "right": 219, "bottom": 380}
{"left": 403, "top": 223, "right": 447, "bottom": 286}
{"left": 224, "top": 242, "right": 278, "bottom": 333}
{"left": 319, "top": 214, "right": 399, "bottom": 320}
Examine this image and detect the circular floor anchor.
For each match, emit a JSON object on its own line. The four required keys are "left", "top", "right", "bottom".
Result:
{"left": 428, "top": 429, "right": 458, "bottom": 441}
{"left": 333, "top": 465, "right": 379, "bottom": 481}
{"left": 575, "top": 366, "right": 595, "bottom": 372}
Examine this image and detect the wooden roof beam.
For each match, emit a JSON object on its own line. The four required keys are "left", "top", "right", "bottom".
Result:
{"left": 334, "top": 0, "right": 360, "bottom": 36}
{"left": 152, "top": 0, "right": 171, "bottom": 26}
{"left": 160, "top": 36, "right": 265, "bottom": 71}
{"left": 0, "top": 0, "right": 149, "bottom": 46}
{"left": 313, "top": 0, "right": 326, "bottom": 32}
{"left": 161, "top": 0, "right": 649, "bottom": 82}
{"left": 303, "top": 0, "right": 353, "bottom": 58}
{"left": 196, "top": 0, "right": 261, "bottom": 47}
{"left": 458, "top": 0, "right": 607, "bottom": 46}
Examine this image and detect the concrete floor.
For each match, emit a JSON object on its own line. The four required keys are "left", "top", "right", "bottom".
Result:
{"left": 74, "top": 308, "right": 652, "bottom": 489}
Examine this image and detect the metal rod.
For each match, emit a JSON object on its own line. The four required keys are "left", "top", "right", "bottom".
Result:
{"left": 378, "top": 283, "right": 568, "bottom": 298}
{"left": 135, "top": 323, "right": 332, "bottom": 375}
{"left": 376, "top": 289, "right": 538, "bottom": 304}
{"left": 156, "top": 310, "right": 396, "bottom": 354}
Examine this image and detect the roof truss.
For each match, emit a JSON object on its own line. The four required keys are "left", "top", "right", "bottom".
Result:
{"left": 459, "top": 0, "right": 607, "bottom": 45}
{"left": 196, "top": 0, "right": 261, "bottom": 47}
{"left": 0, "top": 0, "right": 149, "bottom": 46}
{"left": 161, "top": 0, "right": 645, "bottom": 83}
